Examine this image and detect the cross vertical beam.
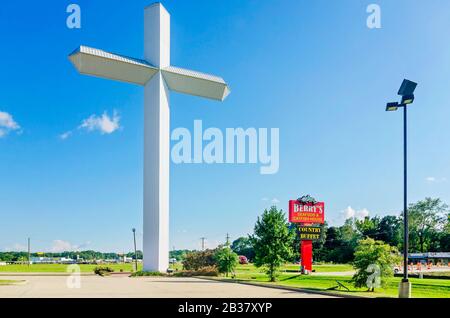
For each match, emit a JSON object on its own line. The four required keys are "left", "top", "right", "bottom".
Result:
{"left": 143, "top": 4, "right": 171, "bottom": 272}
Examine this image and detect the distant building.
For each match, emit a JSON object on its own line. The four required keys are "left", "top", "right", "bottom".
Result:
{"left": 124, "top": 257, "right": 133, "bottom": 263}
{"left": 30, "top": 257, "right": 55, "bottom": 264}
{"left": 59, "top": 257, "right": 75, "bottom": 264}
{"left": 30, "top": 257, "right": 75, "bottom": 264}
{"left": 409, "top": 252, "right": 450, "bottom": 265}
{"left": 104, "top": 259, "right": 120, "bottom": 263}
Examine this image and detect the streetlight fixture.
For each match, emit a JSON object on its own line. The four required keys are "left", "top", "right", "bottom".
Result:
{"left": 385, "top": 78, "right": 417, "bottom": 298}
{"left": 132, "top": 228, "right": 138, "bottom": 272}
{"left": 386, "top": 102, "right": 399, "bottom": 112}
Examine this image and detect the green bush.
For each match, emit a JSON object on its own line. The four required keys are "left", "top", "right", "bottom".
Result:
{"left": 130, "top": 271, "right": 166, "bottom": 277}
{"left": 182, "top": 250, "right": 216, "bottom": 270}
{"left": 173, "top": 266, "right": 219, "bottom": 277}
{"left": 94, "top": 266, "right": 114, "bottom": 276}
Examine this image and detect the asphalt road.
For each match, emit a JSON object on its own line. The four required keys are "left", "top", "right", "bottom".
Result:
{"left": 0, "top": 275, "right": 335, "bottom": 298}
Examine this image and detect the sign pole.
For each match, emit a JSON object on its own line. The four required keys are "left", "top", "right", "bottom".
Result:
{"left": 301, "top": 240, "right": 313, "bottom": 273}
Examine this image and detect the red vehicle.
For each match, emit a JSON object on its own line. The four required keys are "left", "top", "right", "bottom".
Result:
{"left": 239, "top": 256, "right": 248, "bottom": 265}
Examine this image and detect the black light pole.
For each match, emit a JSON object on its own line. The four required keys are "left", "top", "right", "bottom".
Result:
{"left": 132, "top": 228, "right": 138, "bottom": 272}
{"left": 386, "top": 78, "right": 417, "bottom": 298}
{"left": 402, "top": 103, "right": 408, "bottom": 283}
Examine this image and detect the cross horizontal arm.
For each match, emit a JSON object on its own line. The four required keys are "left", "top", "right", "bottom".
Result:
{"left": 162, "top": 66, "right": 230, "bottom": 101}
{"left": 69, "top": 46, "right": 159, "bottom": 86}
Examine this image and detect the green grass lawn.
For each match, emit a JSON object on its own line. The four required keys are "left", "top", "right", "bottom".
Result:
{"left": 0, "top": 279, "right": 23, "bottom": 285}
{"left": 0, "top": 263, "right": 142, "bottom": 273}
{"left": 281, "top": 264, "right": 354, "bottom": 273}
{"left": 231, "top": 263, "right": 450, "bottom": 298}
{"left": 236, "top": 263, "right": 353, "bottom": 273}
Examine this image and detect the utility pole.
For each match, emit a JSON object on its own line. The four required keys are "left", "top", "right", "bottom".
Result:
{"left": 27, "top": 237, "right": 31, "bottom": 266}
{"left": 200, "top": 237, "right": 206, "bottom": 251}
{"left": 132, "top": 228, "right": 138, "bottom": 272}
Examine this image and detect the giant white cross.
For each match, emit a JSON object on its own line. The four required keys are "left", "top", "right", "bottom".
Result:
{"left": 68, "top": 3, "right": 230, "bottom": 272}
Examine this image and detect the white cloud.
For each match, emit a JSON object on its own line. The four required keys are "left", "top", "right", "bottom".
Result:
{"left": 50, "top": 240, "right": 90, "bottom": 252}
{"left": 342, "top": 206, "right": 370, "bottom": 221}
{"left": 59, "top": 131, "right": 72, "bottom": 140}
{"left": 261, "top": 197, "right": 279, "bottom": 204}
{"left": 0, "top": 111, "right": 20, "bottom": 137}
{"left": 426, "top": 176, "right": 447, "bottom": 183}
{"left": 60, "top": 110, "right": 121, "bottom": 140}
{"left": 4, "top": 243, "right": 27, "bottom": 252}
{"left": 358, "top": 208, "right": 370, "bottom": 219}
{"left": 79, "top": 110, "right": 120, "bottom": 134}
{"left": 343, "top": 206, "right": 356, "bottom": 219}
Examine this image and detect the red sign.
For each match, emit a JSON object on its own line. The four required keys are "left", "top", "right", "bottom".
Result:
{"left": 301, "top": 240, "right": 313, "bottom": 271}
{"left": 289, "top": 200, "right": 325, "bottom": 224}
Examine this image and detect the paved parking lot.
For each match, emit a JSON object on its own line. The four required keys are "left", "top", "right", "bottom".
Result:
{"left": 0, "top": 275, "right": 334, "bottom": 298}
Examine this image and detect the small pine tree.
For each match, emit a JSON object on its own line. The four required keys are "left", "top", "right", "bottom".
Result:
{"left": 214, "top": 247, "right": 238, "bottom": 277}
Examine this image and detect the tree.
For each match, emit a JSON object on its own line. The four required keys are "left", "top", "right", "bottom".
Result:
{"left": 250, "top": 206, "right": 295, "bottom": 282}
{"left": 375, "top": 215, "right": 402, "bottom": 248}
{"left": 352, "top": 238, "right": 400, "bottom": 291}
{"left": 408, "top": 198, "right": 447, "bottom": 252}
{"left": 445, "top": 214, "right": 450, "bottom": 233}
{"left": 214, "top": 247, "right": 238, "bottom": 277}
{"left": 169, "top": 250, "right": 191, "bottom": 262}
{"left": 441, "top": 214, "right": 450, "bottom": 251}
{"left": 335, "top": 219, "right": 360, "bottom": 263}
{"left": 126, "top": 250, "right": 143, "bottom": 260}
{"left": 230, "top": 237, "right": 255, "bottom": 261}
{"left": 355, "top": 216, "right": 380, "bottom": 238}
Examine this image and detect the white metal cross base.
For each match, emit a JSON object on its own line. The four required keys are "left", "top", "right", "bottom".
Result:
{"left": 68, "top": 3, "right": 230, "bottom": 272}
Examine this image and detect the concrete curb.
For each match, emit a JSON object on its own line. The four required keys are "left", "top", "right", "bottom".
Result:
{"left": 198, "top": 276, "right": 367, "bottom": 299}
{"left": 0, "top": 279, "right": 27, "bottom": 286}
{"left": 0, "top": 272, "right": 96, "bottom": 277}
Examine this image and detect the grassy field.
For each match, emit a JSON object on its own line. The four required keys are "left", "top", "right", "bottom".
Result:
{"left": 0, "top": 280, "right": 23, "bottom": 285}
{"left": 0, "top": 263, "right": 142, "bottom": 273}
{"left": 281, "top": 264, "right": 353, "bottom": 273}
{"left": 231, "top": 264, "right": 450, "bottom": 298}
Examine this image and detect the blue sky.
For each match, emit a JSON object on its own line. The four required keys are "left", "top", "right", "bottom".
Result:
{"left": 1, "top": 0, "right": 450, "bottom": 252}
